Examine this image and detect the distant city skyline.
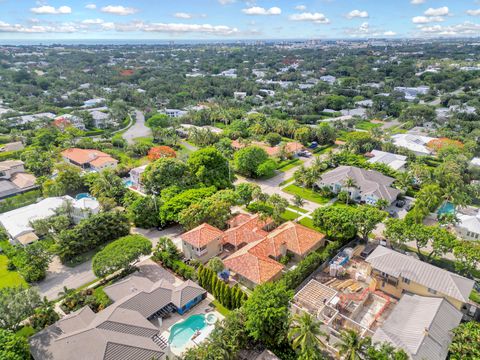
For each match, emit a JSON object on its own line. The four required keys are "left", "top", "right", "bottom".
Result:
{"left": 0, "top": 1, "right": 479, "bottom": 41}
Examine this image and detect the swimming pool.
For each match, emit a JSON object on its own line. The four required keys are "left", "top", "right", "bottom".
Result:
{"left": 437, "top": 202, "right": 455, "bottom": 216}
{"left": 168, "top": 314, "right": 208, "bottom": 350}
{"left": 124, "top": 179, "right": 134, "bottom": 187}
{"left": 75, "top": 193, "right": 95, "bottom": 200}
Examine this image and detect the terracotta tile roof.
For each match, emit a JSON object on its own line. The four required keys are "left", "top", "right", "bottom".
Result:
{"left": 181, "top": 223, "right": 224, "bottom": 248}
{"left": 223, "top": 220, "right": 325, "bottom": 286}
{"left": 61, "top": 148, "right": 117, "bottom": 166}
{"left": 53, "top": 117, "right": 72, "bottom": 129}
{"left": 227, "top": 213, "right": 252, "bottom": 228}
{"left": 89, "top": 156, "right": 117, "bottom": 168}
{"left": 263, "top": 221, "right": 325, "bottom": 257}
{"left": 223, "top": 214, "right": 270, "bottom": 248}
{"left": 223, "top": 240, "right": 284, "bottom": 285}
{"left": 10, "top": 172, "right": 37, "bottom": 189}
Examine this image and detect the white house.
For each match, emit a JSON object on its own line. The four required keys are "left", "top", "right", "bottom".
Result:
{"left": 129, "top": 164, "right": 148, "bottom": 192}
{"left": 234, "top": 92, "right": 247, "bottom": 100}
{"left": 394, "top": 86, "right": 429, "bottom": 100}
{"left": 163, "top": 109, "right": 187, "bottom": 118}
{"left": 367, "top": 150, "right": 407, "bottom": 172}
{"left": 0, "top": 196, "right": 99, "bottom": 246}
{"left": 320, "top": 75, "right": 336, "bottom": 85}
{"left": 391, "top": 134, "right": 435, "bottom": 156}
{"left": 455, "top": 210, "right": 480, "bottom": 241}
{"left": 317, "top": 165, "right": 401, "bottom": 205}
{"left": 470, "top": 157, "right": 480, "bottom": 168}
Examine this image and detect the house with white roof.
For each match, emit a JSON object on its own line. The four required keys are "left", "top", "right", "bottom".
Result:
{"left": 455, "top": 209, "right": 480, "bottom": 241}
{"left": 320, "top": 75, "right": 336, "bottom": 85}
{"left": 0, "top": 196, "right": 99, "bottom": 246}
{"left": 367, "top": 150, "right": 407, "bottom": 171}
{"left": 391, "top": 134, "right": 435, "bottom": 156}
{"left": 470, "top": 157, "right": 480, "bottom": 168}
{"left": 372, "top": 294, "right": 462, "bottom": 360}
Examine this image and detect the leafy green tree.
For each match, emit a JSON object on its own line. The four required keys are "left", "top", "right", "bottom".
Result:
{"left": 453, "top": 241, "right": 480, "bottom": 277}
{"left": 313, "top": 206, "right": 358, "bottom": 242}
{"left": 449, "top": 321, "right": 480, "bottom": 360}
{"left": 234, "top": 146, "right": 269, "bottom": 178}
{"left": 20, "top": 148, "right": 54, "bottom": 177}
{"left": 315, "top": 122, "right": 336, "bottom": 145}
{"left": 288, "top": 312, "right": 327, "bottom": 356}
{"left": 43, "top": 164, "right": 84, "bottom": 196}
{"left": 0, "top": 329, "right": 30, "bottom": 360}
{"left": 159, "top": 186, "right": 216, "bottom": 225}
{"left": 56, "top": 211, "right": 130, "bottom": 262}
{"left": 142, "top": 157, "right": 191, "bottom": 194}
{"left": 85, "top": 170, "right": 126, "bottom": 206}
{"left": 265, "top": 132, "right": 282, "bottom": 146}
{"left": 243, "top": 282, "right": 293, "bottom": 348}
{"left": 235, "top": 183, "right": 260, "bottom": 206}
{"left": 400, "top": 104, "right": 435, "bottom": 126}
{"left": 293, "top": 194, "right": 305, "bottom": 209}
{"left": 294, "top": 127, "right": 313, "bottom": 145}
{"left": 256, "top": 159, "right": 277, "bottom": 178}
{"left": 187, "top": 147, "right": 231, "bottom": 189}
{"left": 127, "top": 195, "right": 161, "bottom": 228}
{"left": 0, "top": 286, "right": 41, "bottom": 330}
{"left": 30, "top": 297, "right": 60, "bottom": 331}
{"left": 92, "top": 235, "right": 152, "bottom": 277}
{"left": 146, "top": 113, "right": 173, "bottom": 129}
{"left": 207, "top": 257, "right": 224, "bottom": 274}
{"left": 335, "top": 329, "right": 371, "bottom": 360}
{"left": 11, "top": 242, "right": 52, "bottom": 283}
{"left": 267, "top": 194, "right": 289, "bottom": 224}
{"left": 353, "top": 206, "right": 386, "bottom": 242}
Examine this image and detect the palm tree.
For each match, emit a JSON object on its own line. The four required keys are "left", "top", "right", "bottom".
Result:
{"left": 375, "top": 199, "right": 389, "bottom": 210}
{"left": 343, "top": 177, "right": 357, "bottom": 205}
{"left": 288, "top": 312, "right": 327, "bottom": 355}
{"left": 293, "top": 194, "right": 305, "bottom": 209}
{"left": 335, "top": 329, "right": 370, "bottom": 360}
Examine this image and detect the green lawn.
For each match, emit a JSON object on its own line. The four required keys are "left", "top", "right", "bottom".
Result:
{"left": 298, "top": 217, "right": 318, "bottom": 230}
{"left": 470, "top": 290, "right": 480, "bottom": 304}
{"left": 212, "top": 300, "right": 231, "bottom": 316}
{"left": 16, "top": 326, "right": 36, "bottom": 338}
{"left": 288, "top": 205, "right": 308, "bottom": 214}
{"left": 355, "top": 121, "right": 382, "bottom": 131}
{"left": 313, "top": 144, "right": 334, "bottom": 155}
{"left": 277, "top": 158, "right": 301, "bottom": 172}
{"left": 281, "top": 210, "right": 301, "bottom": 221}
{"left": 283, "top": 185, "right": 329, "bottom": 205}
{"left": 0, "top": 255, "right": 26, "bottom": 289}
{"left": 279, "top": 176, "right": 295, "bottom": 186}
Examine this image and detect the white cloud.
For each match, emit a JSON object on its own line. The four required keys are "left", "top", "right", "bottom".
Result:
{"left": 242, "top": 6, "right": 281, "bottom": 16}
{"left": 218, "top": 0, "right": 235, "bottom": 4}
{"left": 412, "top": 15, "right": 444, "bottom": 23}
{"left": 30, "top": 5, "right": 72, "bottom": 15}
{"left": 295, "top": 5, "right": 306, "bottom": 11}
{"left": 384, "top": 30, "right": 396, "bottom": 36}
{"left": 410, "top": 0, "right": 426, "bottom": 4}
{"left": 344, "top": 22, "right": 394, "bottom": 37}
{"left": 416, "top": 21, "right": 480, "bottom": 36}
{"left": 101, "top": 5, "right": 138, "bottom": 16}
{"left": 0, "top": 19, "right": 238, "bottom": 36}
{"left": 85, "top": 4, "right": 97, "bottom": 10}
{"left": 466, "top": 9, "right": 480, "bottom": 16}
{"left": 174, "top": 12, "right": 193, "bottom": 19}
{"left": 289, "top": 12, "right": 330, "bottom": 24}
{"left": 424, "top": 6, "right": 449, "bottom": 16}
{"left": 346, "top": 10, "right": 368, "bottom": 19}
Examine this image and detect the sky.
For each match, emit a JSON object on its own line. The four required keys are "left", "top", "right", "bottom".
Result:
{"left": 0, "top": 1, "right": 479, "bottom": 41}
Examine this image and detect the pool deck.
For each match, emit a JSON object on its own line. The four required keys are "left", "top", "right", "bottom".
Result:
{"left": 155, "top": 294, "right": 224, "bottom": 356}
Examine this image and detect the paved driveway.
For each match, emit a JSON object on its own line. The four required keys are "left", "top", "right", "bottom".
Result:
{"left": 122, "top": 110, "right": 152, "bottom": 144}
{"left": 36, "top": 226, "right": 184, "bottom": 300}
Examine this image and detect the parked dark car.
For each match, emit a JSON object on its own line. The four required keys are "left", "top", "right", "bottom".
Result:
{"left": 395, "top": 200, "right": 406, "bottom": 208}
{"left": 360, "top": 243, "right": 378, "bottom": 259}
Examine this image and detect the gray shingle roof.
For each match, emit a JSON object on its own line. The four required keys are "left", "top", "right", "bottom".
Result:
{"left": 319, "top": 166, "right": 400, "bottom": 202}
{"left": 366, "top": 246, "right": 474, "bottom": 303}
{"left": 30, "top": 276, "right": 206, "bottom": 360}
{"left": 372, "top": 294, "right": 462, "bottom": 360}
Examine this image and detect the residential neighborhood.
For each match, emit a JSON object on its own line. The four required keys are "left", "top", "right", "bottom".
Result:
{"left": 0, "top": 5, "right": 479, "bottom": 359}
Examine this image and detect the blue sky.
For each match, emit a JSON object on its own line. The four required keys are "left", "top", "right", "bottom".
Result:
{"left": 0, "top": 1, "right": 479, "bottom": 40}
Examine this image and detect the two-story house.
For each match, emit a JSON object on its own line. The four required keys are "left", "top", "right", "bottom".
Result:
{"left": 0, "top": 160, "right": 38, "bottom": 200}
{"left": 365, "top": 246, "right": 474, "bottom": 312}
{"left": 61, "top": 148, "right": 118, "bottom": 172}
{"left": 180, "top": 223, "right": 224, "bottom": 263}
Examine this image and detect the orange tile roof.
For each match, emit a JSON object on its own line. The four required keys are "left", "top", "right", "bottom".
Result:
{"left": 263, "top": 221, "right": 325, "bottom": 257}
{"left": 227, "top": 213, "right": 252, "bottom": 228}
{"left": 223, "top": 214, "right": 269, "bottom": 248}
{"left": 61, "top": 148, "right": 117, "bottom": 166}
{"left": 181, "top": 223, "right": 224, "bottom": 248}
{"left": 223, "top": 240, "right": 284, "bottom": 285}
{"left": 223, "top": 220, "right": 325, "bottom": 286}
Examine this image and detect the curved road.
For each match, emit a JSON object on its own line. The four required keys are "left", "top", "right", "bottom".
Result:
{"left": 122, "top": 110, "right": 152, "bottom": 144}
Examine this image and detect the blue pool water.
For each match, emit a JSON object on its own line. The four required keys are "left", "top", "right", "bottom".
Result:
{"left": 75, "top": 193, "right": 94, "bottom": 200}
{"left": 437, "top": 202, "right": 455, "bottom": 216}
{"left": 168, "top": 314, "right": 207, "bottom": 349}
{"left": 124, "top": 179, "right": 134, "bottom": 187}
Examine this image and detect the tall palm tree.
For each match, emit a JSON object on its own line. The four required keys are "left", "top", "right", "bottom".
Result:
{"left": 343, "top": 177, "right": 357, "bottom": 205}
{"left": 335, "top": 329, "right": 370, "bottom": 360}
{"left": 288, "top": 312, "right": 327, "bottom": 355}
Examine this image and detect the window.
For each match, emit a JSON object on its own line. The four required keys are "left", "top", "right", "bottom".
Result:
{"left": 427, "top": 288, "right": 437, "bottom": 294}
{"left": 402, "top": 277, "right": 410, "bottom": 284}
